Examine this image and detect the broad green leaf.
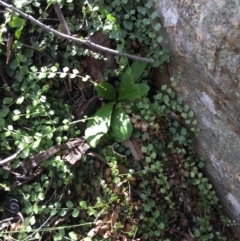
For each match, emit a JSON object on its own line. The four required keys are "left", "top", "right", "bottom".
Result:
{"left": 85, "top": 102, "right": 114, "bottom": 147}
{"left": 95, "top": 82, "right": 116, "bottom": 100}
{"left": 121, "top": 61, "right": 148, "bottom": 83}
{"left": 111, "top": 107, "right": 133, "bottom": 141}
{"left": 118, "top": 80, "right": 149, "bottom": 101}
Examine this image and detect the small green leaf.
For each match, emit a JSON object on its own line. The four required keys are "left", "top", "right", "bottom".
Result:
{"left": 68, "top": 231, "right": 78, "bottom": 240}
{"left": 85, "top": 102, "right": 114, "bottom": 147}
{"left": 192, "top": 119, "right": 198, "bottom": 125}
{"left": 154, "top": 210, "right": 160, "bottom": 218}
{"left": 72, "top": 209, "right": 79, "bottom": 217}
{"left": 144, "top": 205, "right": 151, "bottom": 212}
{"left": 32, "top": 139, "right": 41, "bottom": 149}
{"left": 142, "top": 18, "right": 151, "bottom": 25}
{"left": 16, "top": 96, "right": 24, "bottom": 104}
{"left": 181, "top": 113, "right": 187, "bottom": 119}
{"left": 95, "top": 82, "right": 116, "bottom": 100}
{"left": 60, "top": 209, "right": 67, "bottom": 216}
{"left": 9, "top": 16, "right": 26, "bottom": 28}
{"left": 145, "top": 0, "right": 153, "bottom": 8}
{"left": 194, "top": 229, "right": 201, "bottom": 237}
{"left": 198, "top": 162, "right": 205, "bottom": 168}
{"left": 17, "top": 53, "right": 27, "bottom": 63}
{"left": 15, "top": 26, "right": 24, "bottom": 39}
{"left": 48, "top": 72, "right": 56, "bottom": 78}
{"left": 154, "top": 93, "right": 162, "bottom": 100}
{"left": 123, "top": 20, "right": 133, "bottom": 30}
{"left": 111, "top": 107, "right": 133, "bottom": 141}
{"left": 38, "top": 192, "right": 45, "bottom": 200}
{"left": 160, "top": 188, "right": 166, "bottom": 193}
{"left": 33, "top": 204, "right": 39, "bottom": 214}
{"left": 3, "top": 97, "right": 13, "bottom": 105}
{"left": 154, "top": 23, "right": 161, "bottom": 31}
{"left": 66, "top": 201, "right": 73, "bottom": 208}
{"left": 159, "top": 223, "right": 165, "bottom": 230}
{"left": 137, "top": 6, "right": 146, "bottom": 15}
{"left": 141, "top": 146, "right": 147, "bottom": 153}
{"left": 163, "top": 95, "right": 169, "bottom": 104}
{"left": 0, "top": 118, "right": 5, "bottom": 127}
{"left": 149, "top": 32, "right": 156, "bottom": 38}
{"left": 12, "top": 115, "right": 20, "bottom": 121}
{"left": 83, "top": 238, "right": 92, "bottom": 241}
{"left": 0, "top": 108, "right": 10, "bottom": 118}
{"left": 151, "top": 11, "right": 158, "bottom": 20}
{"left": 29, "top": 216, "right": 36, "bottom": 225}
{"left": 157, "top": 36, "right": 163, "bottom": 43}
{"left": 79, "top": 201, "right": 87, "bottom": 208}
{"left": 60, "top": 72, "right": 67, "bottom": 78}
{"left": 161, "top": 85, "right": 168, "bottom": 91}
{"left": 188, "top": 110, "right": 194, "bottom": 117}
{"left": 183, "top": 105, "right": 190, "bottom": 112}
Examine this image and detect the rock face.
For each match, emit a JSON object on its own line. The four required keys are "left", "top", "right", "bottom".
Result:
{"left": 153, "top": 0, "right": 240, "bottom": 234}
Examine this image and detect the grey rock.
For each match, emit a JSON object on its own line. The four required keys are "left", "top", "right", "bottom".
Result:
{"left": 153, "top": 0, "right": 240, "bottom": 235}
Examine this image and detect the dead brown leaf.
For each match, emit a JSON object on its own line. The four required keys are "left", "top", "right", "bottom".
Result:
{"left": 175, "top": 230, "right": 196, "bottom": 241}
{"left": 117, "top": 164, "right": 128, "bottom": 174}
{"left": 123, "top": 137, "right": 144, "bottom": 161}
{"left": 111, "top": 210, "right": 119, "bottom": 229}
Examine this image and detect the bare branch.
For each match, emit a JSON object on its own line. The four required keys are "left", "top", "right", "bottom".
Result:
{"left": 0, "top": 148, "right": 24, "bottom": 165}
{"left": 0, "top": 1, "right": 155, "bottom": 64}
{"left": 53, "top": 3, "right": 71, "bottom": 37}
